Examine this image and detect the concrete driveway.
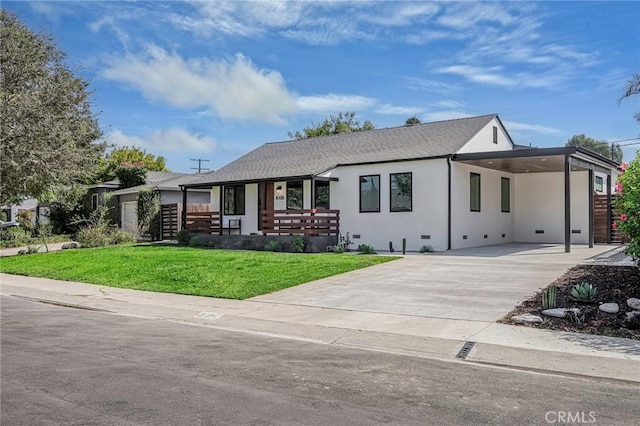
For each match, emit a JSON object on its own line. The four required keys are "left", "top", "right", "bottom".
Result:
{"left": 251, "top": 243, "right": 619, "bottom": 322}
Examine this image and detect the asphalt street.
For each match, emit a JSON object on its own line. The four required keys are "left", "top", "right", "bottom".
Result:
{"left": 1, "top": 295, "right": 638, "bottom": 425}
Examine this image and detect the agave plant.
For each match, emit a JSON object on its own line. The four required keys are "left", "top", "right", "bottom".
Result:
{"left": 569, "top": 282, "right": 597, "bottom": 303}
{"left": 542, "top": 285, "right": 557, "bottom": 309}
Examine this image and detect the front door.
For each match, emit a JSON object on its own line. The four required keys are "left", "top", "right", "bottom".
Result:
{"left": 258, "top": 182, "right": 274, "bottom": 231}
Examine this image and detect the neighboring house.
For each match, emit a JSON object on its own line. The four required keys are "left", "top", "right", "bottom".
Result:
{"left": 1, "top": 198, "right": 50, "bottom": 227}
{"left": 179, "top": 114, "right": 620, "bottom": 252}
{"left": 110, "top": 172, "right": 210, "bottom": 232}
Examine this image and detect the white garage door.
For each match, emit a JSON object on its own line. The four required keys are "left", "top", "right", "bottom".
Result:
{"left": 121, "top": 202, "right": 138, "bottom": 233}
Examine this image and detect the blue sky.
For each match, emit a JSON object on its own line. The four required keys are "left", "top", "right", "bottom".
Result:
{"left": 5, "top": 1, "right": 640, "bottom": 172}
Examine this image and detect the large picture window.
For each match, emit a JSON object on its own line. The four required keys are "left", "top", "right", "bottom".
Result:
{"left": 470, "top": 173, "right": 481, "bottom": 212}
{"left": 360, "top": 175, "right": 380, "bottom": 213}
{"left": 314, "top": 180, "right": 330, "bottom": 209}
{"left": 390, "top": 172, "right": 412, "bottom": 212}
{"left": 224, "top": 185, "right": 245, "bottom": 215}
{"left": 287, "top": 181, "right": 303, "bottom": 210}
{"left": 501, "top": 177, "right": 510, "bottom": 213}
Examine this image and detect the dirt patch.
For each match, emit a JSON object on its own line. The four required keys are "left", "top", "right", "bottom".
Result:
{"left": 501, "top": 265, "right": 640, "bottom": 340}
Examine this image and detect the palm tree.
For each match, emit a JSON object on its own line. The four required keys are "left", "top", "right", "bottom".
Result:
{"left": 621, "top": 73, "right": 640, "bottom": 123}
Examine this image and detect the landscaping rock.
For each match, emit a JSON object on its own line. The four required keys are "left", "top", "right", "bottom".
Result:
{"left": 511, "top": 314, "right": 543, "bottom": 324}
{"left": 625, "top": 311, "right": 640, "bottom": 321}
{"left": 626, "top": 298, "right": 640, "bottom": 310}
{"left": 62, "top": 242, "right": 80, "bottom": 250}
{"left": 541, "top": 308, "right": 580, "bottom": 318}
{"left": 598, "top": 303, "right": 619, "bottom": 314}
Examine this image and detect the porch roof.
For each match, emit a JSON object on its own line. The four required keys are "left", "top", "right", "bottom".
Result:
{"left": 453, "top": 146, "right": 620, "bottom": 174}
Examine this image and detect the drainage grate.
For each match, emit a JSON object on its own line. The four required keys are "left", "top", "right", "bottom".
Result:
{"left": 456, "top": 341, "right": 476, "bottom": 359}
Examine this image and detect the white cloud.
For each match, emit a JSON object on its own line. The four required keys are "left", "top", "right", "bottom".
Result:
{"left": 436, "top": 65, "right": 517, "bottom": 88}
{"left": 375, "top": 104, "right": 424, "bottom": 116}
{"left": 503, "top": 121, "right": 563, "bottom": 135}
{"left": 102, "top": 45, "right": 297, "bottom": 123}
{"left": 405, "top": 77, "right": 461, "bottom": 95}
{"left": 296, "top": 94, "right": 377, "bottom": 113}
{"left": 436, "top": 2, "right": 518, "bottom": 29}
{"left": 432, "top": 100, "right": 465, "bottom": 109}
{"left": 107, "top": 128, "right": 217, "bottom": 153}
{"left": 363, "top": 3, "right": 440, "bottom": 26}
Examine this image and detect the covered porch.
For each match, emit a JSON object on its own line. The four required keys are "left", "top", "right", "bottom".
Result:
{"left": 180, "top": 178, "right": 340, "bottom": 238}
{"left": 453, "top": 146, "right": 621, "bottom": 253}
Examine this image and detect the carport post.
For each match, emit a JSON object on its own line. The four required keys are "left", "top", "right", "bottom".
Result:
{"left": 564, "top": 155, "right": 571, "bottom": 253}
{"left": 606, "top": 174, "right": 612, "bottom": 244}
{"left": 181, "top": 187, "right": 187, "bottom": 232}
{"left": 588, "top": 169, "right": 594, "bottom": 248}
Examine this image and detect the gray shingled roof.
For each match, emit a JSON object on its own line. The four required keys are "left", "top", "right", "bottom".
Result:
{"left": 111, "top": 172, "right": 203, "bottom": 195}
{"left": 187, "top": 114, "right": 498, "bottom": 186}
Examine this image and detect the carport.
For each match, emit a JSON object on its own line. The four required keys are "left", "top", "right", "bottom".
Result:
{"left": 453, "top": 146, "right": 621, "bottom": 253}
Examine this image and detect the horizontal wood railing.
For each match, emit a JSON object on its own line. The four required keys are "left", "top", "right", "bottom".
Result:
{"left": 185, "top": 211, "right": 221, "bottom": 234}
{"left": 261, "top": 209, "right": 339, "bottom": 236}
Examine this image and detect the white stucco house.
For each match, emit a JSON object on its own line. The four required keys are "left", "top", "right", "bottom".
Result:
{"left": 180, "top": 114, "right": 621, "bottom": 252}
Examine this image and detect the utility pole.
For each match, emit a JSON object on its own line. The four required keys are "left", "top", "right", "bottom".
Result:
{"left": 190, "top": 158, "right": 210, "bottom": 173}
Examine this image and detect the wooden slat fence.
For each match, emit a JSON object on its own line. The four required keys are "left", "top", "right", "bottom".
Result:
{"left": 185, "top": 211, "right": 221, "bottom": 234}
{"left": 161, "top": 203, "right": 212, "bottom": 239}
{"left": 593, "top": 194, "right": 623, "bottom": 243}
{"left": 261, "top": 209, "right": 339, "bottom": 236}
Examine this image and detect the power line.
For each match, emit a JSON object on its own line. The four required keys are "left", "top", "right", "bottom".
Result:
{"left": 190, "top": 158, "right": 210, "bottom": 173}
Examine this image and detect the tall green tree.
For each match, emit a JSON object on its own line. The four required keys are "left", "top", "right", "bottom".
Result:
{"left": 288, "top": 112, "right": 375, "bottom": 140}
{"left": 96, "top": 146, "right": 169, "bottom": 182}
{"left": 0, "top": 10, "right": 104, "bottom": 204}
{"left": 566, "top": 134, "right": 623, "bottom": 164}
{"left": 621, "top": 73, "right": 640, "bottom": 123}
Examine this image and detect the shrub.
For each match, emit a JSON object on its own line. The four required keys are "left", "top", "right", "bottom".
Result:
{"left": 1, "top": 226, "right": 30, "bottom": 242}
{"left": 569, "top": 282, "right": 597, "bottom": 303}
{"left": 332, "top": 244, "right": 345, "bottom": 254}
{"left": 357, "top": 244, "right": 376, "bottom": 254}
{"left": 188, "top": 235, "right": 214, "bottom": 248}
{"left": 75, "top": 226, "right": 112, "bottom": 248}
{"left": 110, "top": 229, "right": 137, "bottom": 245}
{"left": 290, "top": 236, "right": 305, "bottom": 253}
{"left": 137, "top": 189, "right": 161, "bottom": 240}
{"left": 48, "top": 184, "right": 90, "bottom": 234}
{"left": 16, "top": 210, "right": 34, "bottom": 234}
{"left": 264, "top": 240, "right": 282, "bottom": 252}
{"left": 176, "top": 230, "right": 190, "bottom": 245}
{"left": 419, "top": 245, "right": 434, "bottom": 253}
{"left": 615, "top": 155, "right": 640, "bottom": 262}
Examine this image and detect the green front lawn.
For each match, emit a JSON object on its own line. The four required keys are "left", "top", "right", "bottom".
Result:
{"left": 0, "top": 245, "right": 398, "bottom": 299}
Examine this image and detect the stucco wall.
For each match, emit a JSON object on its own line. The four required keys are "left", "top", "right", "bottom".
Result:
{"left": 450, "top": 163, "right": 515, "bottom": 249}
{"left": 456, "top": 117, "right": 513, "bottom": 153}
{"left": 330, "top": 159, "right": 449, "bottom": 252}
{"left": 514, "top": 171, "right": 589, "bottom": 244}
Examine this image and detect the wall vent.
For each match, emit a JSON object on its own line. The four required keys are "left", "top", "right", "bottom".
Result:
{"left": 571, "top": 230, "right": 581, "bottom": 234}
{"left": 462, "top": 235, "right": 468, "bottom": 240}
{"left": 421, "top": 235, "right": 431, "bottom": 240}
{"left": 502, "top": 234, "right": 506, "bottom": 238}
{"left": 483, "top": 234, "right": 488, "bottom": 239}
{"left": 535, "top": 230, "right": 545, "bottom": 234}
{"left": 352, "top": 234, "right": 361, "bottom": 239}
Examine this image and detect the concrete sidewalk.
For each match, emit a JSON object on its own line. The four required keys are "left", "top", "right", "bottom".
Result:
{"left": 0, "top": 241, "right": 74, "bottom": 257}
{"left": 1, "top": 273, "right": 638, "bottom": 384}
